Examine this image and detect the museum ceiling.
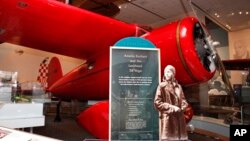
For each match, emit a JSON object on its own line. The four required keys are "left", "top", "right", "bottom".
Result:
{"left": 67, "top": 0, "right": 250, "bottom": 32}
{"left": 113, "top": 0, "right": 250, "bottom": 32}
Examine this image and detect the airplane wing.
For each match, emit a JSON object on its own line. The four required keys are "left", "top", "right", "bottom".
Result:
{"left": 0, "top": 0, "right": 137, "bottom": 59}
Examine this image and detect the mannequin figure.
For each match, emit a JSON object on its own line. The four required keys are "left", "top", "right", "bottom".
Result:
{"left": 154, "top": 65, "right": 188, "bottom": 140}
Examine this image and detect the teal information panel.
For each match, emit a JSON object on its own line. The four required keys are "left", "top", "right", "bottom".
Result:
{"left": 110, "top": 46, "right": 160, "bottom": 140}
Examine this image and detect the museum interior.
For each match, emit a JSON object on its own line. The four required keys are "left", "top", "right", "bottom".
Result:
{"left": 0, "top": 0, "right": 250, "bottom": 141}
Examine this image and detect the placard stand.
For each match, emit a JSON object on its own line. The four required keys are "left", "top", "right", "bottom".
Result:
{"left": 109, "top": 37, "right": 160, "bottom": 140}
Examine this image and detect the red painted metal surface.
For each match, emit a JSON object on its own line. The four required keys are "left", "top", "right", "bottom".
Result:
{"left": 49, "top": 52, "right": 110, "bottom": 100}
{"left": 0, "top": 0, "right": 137, "bottom": 59}
{"left": 77, "top": 101, "right": 109, "bottom": 139}
{"left": 144, "top": 17, "right": 215, "bottom": 85}
{"left": 47, "top": 57, "right": 63, "bottom": 88}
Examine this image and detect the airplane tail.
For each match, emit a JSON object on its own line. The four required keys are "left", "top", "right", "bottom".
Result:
{"left": 47, "top": 57, "right": 63, "bottom": 89}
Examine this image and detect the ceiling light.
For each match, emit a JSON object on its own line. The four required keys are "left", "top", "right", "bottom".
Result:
{"left": 226, "top": 24, "right": 231, "bottom": 29}
{"left": 246, "top": 11, "right": 249, "bottom": 15}
{"left": 231, "top": 12, "right": 235, "bottom": 15}
{"left": 239, "top": 11, "right": 242, "bottom": 15}
{"left": 214, "top": 13, "right": 220, "bottom": 18}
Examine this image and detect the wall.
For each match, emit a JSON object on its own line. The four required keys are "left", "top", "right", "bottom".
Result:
{"left": 0, "top": 43, "right": 83, "bottom": 83}
{"left": 228, "top": 29, "right": 250, "bottom": 85}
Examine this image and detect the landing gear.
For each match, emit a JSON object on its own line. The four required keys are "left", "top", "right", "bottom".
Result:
{"left": 54, "top": 100, "right": 61, "bottom": 122}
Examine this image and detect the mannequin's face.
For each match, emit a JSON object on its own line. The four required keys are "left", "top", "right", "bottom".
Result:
{"left": 164, "top": 69, "right": 174, "bottom": 81}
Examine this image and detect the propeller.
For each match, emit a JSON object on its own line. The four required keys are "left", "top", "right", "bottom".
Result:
{"left": 193, "top": 23, "right": 215, "bottom": 72}
{"left": 187, "top": 0, "right": 235, "bottom": 106}
{"left": 207, "top": 33, "right": 236, "bottom": 106}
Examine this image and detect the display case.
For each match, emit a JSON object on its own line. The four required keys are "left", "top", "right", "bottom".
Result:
{"left": 0, "top": 71, "right": 46, "bottom": 132}
{"left": 0, "top": 102, "right": 45, "bottom": 130}
{"left": 19, "top": 81, "right": 48, "bottom": 103}
{"left": 0, "top": 70, "right": 17, "bottom": 103}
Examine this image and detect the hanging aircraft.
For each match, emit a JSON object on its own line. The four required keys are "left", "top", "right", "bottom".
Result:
{"left": 0, "top": 0, "right": 218, "bottom": 139}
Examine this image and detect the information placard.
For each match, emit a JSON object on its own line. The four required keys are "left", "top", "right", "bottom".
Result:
{"left": 110, "top": 46, "right": 160, "bottom": 140}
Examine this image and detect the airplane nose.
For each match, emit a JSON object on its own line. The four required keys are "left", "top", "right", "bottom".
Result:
{"left": 144, "top": 17, "right": 216, "bottom": 86}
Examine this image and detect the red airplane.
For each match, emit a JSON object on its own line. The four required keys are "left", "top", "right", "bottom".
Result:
{"left": 0, "top": 0, "right": 217, "bottom": 139}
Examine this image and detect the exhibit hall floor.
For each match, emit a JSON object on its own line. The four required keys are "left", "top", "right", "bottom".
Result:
{"left": 31, "top": 114, "right": 224, "bottom": 141}
{"left": 21, "top": 101, "right": 226, "bottom": 141}
{"left": 33, "top": 114, "right": 94, "bottom": 141}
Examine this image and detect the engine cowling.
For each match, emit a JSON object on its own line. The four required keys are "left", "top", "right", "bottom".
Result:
{"left": 144, "top": 17, "right": 215, "bottom": 86}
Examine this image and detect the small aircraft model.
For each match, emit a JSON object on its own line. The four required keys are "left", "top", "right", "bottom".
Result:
{"left": 0, "top": 0, "right": 217, "bottom": 139}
